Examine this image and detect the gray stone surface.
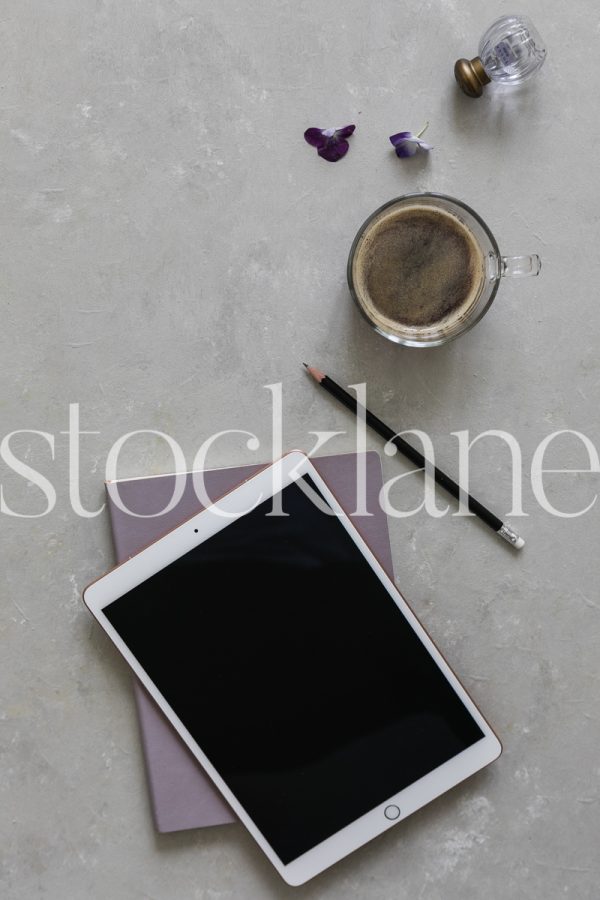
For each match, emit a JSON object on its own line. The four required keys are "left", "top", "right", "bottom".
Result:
{"left": 1, "top": 1, "right": 599, "bottom": 897}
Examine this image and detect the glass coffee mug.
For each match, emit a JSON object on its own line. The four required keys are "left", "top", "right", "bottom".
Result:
{"left": 347, "top": 193, "right": 541, "bottom": 348}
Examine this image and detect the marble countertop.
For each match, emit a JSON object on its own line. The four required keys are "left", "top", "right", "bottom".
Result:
{"left": 2, "top": 1, "right": 599, "bottom": 897}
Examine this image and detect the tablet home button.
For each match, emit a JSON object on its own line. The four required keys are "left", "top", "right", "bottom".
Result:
{"left": 384, "top": 805, "right": 400, "bottom": 820}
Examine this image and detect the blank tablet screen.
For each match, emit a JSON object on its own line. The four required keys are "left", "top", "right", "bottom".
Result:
{"left": 104, "top": 475, "right": 484, "bottom": 864}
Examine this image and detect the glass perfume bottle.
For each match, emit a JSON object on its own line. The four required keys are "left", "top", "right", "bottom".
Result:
{"left": 455, "top": 14, "right": 547, "bottom": 98}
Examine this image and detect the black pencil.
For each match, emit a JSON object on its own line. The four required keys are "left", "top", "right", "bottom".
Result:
{"left": 303, "top": 364, "right": 524, "bottom": 549}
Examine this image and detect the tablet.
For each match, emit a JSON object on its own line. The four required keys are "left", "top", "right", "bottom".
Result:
{"left": 84, "top": 451, "right": 501, "bottom": 885}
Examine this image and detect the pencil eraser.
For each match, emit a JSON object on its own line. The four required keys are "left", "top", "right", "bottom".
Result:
{"left": 514, "top": 536, "right": 525, "bottom": 549}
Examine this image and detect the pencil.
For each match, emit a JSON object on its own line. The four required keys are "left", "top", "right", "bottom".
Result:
{"left": 303, "top": 363, "right": 524, "bottom": 549}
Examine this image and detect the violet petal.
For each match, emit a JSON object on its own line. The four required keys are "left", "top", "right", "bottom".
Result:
{"left": 304, "top": 124, "right": 355, "bottom": 162}
{"left": 389, "top": 131, "right": 414, "bottom": 147}
{"left": 304, "top": 127, "right": 328, "bottom": 149}
{"left": 318, "top": 139, "right": 350, "bottom": 162}
{"left": 389, "top": 127, "right": 433, "bottom": 158}
{"left": 395, "top": 140, "right": 419, "bottom": 158}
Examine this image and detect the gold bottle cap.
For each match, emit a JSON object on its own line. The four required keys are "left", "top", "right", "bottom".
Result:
{"left": 454, "top": 56, "right": 492, "bottom": 98}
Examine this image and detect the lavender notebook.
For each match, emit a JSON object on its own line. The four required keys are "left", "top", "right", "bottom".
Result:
{"left": 106, "top": 451, "right": 394, "bottom": 833}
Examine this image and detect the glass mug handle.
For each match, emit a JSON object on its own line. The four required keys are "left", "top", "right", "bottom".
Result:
{"left": 500, "top": 254, "right": 542, "bottom": 277}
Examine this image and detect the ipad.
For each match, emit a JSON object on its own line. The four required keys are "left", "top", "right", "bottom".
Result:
{"left": 83, "top": 451, "right": 501, "bottom": 885}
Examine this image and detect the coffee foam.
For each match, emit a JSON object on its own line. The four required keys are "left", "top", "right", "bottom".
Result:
{"left": 351, "top": 203, "right": 486, "bottom": 337}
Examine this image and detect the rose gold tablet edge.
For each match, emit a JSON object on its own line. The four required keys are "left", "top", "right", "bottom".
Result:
{"left": 82, "top": 450, "right": 309, "bottom": 605}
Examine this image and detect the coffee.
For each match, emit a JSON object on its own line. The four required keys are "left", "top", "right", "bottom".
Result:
{"left": 351, "top": 204, "right": 486, "bottom": 336}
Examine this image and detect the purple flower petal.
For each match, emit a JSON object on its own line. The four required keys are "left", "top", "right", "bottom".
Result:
{"left": 304, "top": 127, "right": 328, "bottom": 149}
{"left": 335, "top": 124, "right": 356, "bottom": 140}
{"left": 394, "top": 141, "right": 419, "bottom": 158}
{"left": 318, "top": 139, "right": 350, "bottom": 162}
{"left": 389, "top": 131, "right": 414, "bottom": 147}
{"left": 389, "top": 125, "right": 433, "bottom": 159}
{"left": 304, "top": 124, "right": 356, "bottom": 162}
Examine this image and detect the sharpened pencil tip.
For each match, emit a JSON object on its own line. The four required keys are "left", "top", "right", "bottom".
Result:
{"left": 302, "top": 362, "right": 308, "bottom": 368}
{"left": 304, "top": 364, "right": 325, "bottom": 383}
